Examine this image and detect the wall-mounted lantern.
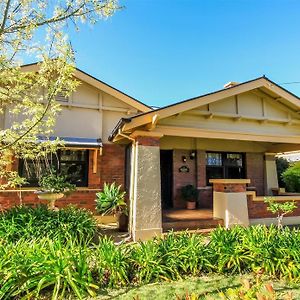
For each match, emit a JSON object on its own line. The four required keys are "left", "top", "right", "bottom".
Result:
{"left": 182, "top": 155, "right": 187, "bottom": 163}
{"left": 190, "top": 151, "right": 196, "bottom": 160}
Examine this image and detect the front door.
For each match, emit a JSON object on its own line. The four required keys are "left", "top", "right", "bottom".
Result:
{"left": 160, "top": 150, "right": 173, "bottom": 209}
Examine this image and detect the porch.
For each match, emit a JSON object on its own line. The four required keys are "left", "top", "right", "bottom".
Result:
{"left": 111, "top": 76, "right": 300, "bottom": 240}
{"left": 162, "top": 208, "right": 223, "bottom": 232}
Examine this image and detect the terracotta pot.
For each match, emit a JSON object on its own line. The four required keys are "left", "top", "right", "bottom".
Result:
{"left": 118, "top": 213, "right": 128, "bottom": 232}
{"left": 186, "top": 201, "right": 196, "bottom": 210}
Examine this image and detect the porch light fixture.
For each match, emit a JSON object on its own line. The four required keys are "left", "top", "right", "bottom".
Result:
{"left": 190, "top": 151, "right": 196, "bottom": 160}
{"left": 182, "top": 155, "right": 187, "bottom": 163}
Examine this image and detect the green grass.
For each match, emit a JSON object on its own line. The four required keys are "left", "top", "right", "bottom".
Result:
{"left": 95, "top": 274, "right": 300, "bottom": 300}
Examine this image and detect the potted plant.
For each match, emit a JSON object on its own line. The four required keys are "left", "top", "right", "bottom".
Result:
{"left": 36, "top": 170, "right": 76, "bottom": 210}
{"left": 95, "top": 182, "right": 127, "bottom": 226}
{"left": 181, "top": 184, "right": 198, "bottom": 210}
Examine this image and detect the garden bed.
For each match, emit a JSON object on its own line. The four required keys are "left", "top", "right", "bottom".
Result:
{"left": 1, "top": 205, "right": 300, "bottom": 299}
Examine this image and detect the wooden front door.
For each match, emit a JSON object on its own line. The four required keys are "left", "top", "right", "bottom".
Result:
{"left": 160, "top": 150, "right": 173, "bottom": 209}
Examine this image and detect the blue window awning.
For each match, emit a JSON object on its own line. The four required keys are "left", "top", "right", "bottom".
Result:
{"left": 37, "top": 136, "right": 103, "bottom": 148}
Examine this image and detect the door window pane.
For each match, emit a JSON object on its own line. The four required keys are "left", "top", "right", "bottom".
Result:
{"left": 206, "top": 153, "right": 222, "bottom": 166}
{"left": 206, "top": 152, "right": 245, "bottom": 185}
{"left": 226, "top": 153, "right": 243, "bottom": 167}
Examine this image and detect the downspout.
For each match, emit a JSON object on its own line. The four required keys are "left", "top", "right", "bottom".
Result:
{"left": 117, "top": 129, "right": 136, "bottom": 239}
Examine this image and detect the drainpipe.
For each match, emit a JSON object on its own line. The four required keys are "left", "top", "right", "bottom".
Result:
{"left": 117, "top": 129, "right": 136, "bottom": 239}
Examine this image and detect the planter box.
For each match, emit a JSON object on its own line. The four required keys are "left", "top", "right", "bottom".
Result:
{"left": 94, "top": 215, "right": 117, "bottom": 224}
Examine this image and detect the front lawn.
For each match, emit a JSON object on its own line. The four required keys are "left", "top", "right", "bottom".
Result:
{"left": 98, "top": 274, "right": 300, "bottom": 299}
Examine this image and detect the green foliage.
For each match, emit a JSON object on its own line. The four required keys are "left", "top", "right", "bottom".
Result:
{"left": 94, "top": 236, "right": 129, "bottom": 287}
{"left": 181, "top": 185, "right": 198, "bottom": 202}
{"left": 264, "top": 197, "right": 297, "bottom": 228}
{"left": 0, "top": 238, "right": 97, "bottom": 299}
{"left": 95, "top": 182, "right": 127, "bottom": 215}
{"left": 38, "top": 168, "right": 76, "bottom": 194}
{"left": 0, "top": 205, "right": 96, "bottom": 243}
{"left": 265, "top": 198, "right": 297, "bottom": 215}
{"left": 276, "top": 157, "right": 290, "bottom": 188}
{"left": 209, "top": 225, "right": 300, "bottom": 280}
{"left": 209, "top": 226, "right": 250, "bottom": 274}
{"left": 0, "top": 0, "right": 118, "bottom": 188}
{"left": 2, "top": 226, "right": 300, "bottom": 298}
{"left": 282, "top": 162, "right": 300, "bottom": 193}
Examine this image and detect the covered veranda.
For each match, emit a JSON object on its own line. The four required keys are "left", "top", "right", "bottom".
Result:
{"left": 110, "top": 76, "right": 300, "bottom": 240}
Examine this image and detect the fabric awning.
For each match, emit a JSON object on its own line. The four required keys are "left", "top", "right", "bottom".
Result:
{"left": 37, "top": 136, "right": 103, "bottom": 148}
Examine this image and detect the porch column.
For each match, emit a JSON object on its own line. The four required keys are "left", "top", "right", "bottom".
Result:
{"left": 130, "top": 136, "right": 162, "bottom": 241}
{"left": 264, "top": 153, "right": 279, "bottom": 195}
{"left": 210, "top": 179, "right": 250, "bottom": 228}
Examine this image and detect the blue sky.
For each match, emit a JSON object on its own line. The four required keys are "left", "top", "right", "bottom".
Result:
{"left": 69, "top": 0, "right": 300, "bottom": 107}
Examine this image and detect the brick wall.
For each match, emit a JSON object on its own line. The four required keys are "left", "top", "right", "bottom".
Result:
{"left": 198, "top": 187, "right": 213, "bottom": 208}
{"left": 172, "top": 150, "right": 197, "bottom": 208}
{"left": 247, "top": 196, "right": 300, "bottom": 219}
{"left": 0, "top": 190, "right": 99, "bottom": 212}
{"left": 0, "top": 143, "right": 126, "bottom": 212}
{"left": 136, "top": 136, "right": 160, "bottom": 147}
{"left": 246, "top": 153, "right": 264, "bottom": 196}
{"left": 99, "top": 144, "right": 125, "bottom": 187}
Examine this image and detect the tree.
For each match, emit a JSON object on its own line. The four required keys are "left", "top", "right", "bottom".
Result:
{"left": 0, "top": 0, "right": 118, "bottom": 188}
{"left": 275, "top": 157, "right": 289, "bottom": 188}
{"left": 264, "top": 197, "right": 297, "bottom": 229}
{"left": 282, "top": 162, "right": 300, "bottom": 193}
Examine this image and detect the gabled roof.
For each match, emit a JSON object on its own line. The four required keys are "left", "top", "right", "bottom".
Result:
{"left": 109, "top": 76, "right": 300, "bottom": 141}
{"left": 21, "top": 62, "right": 152, "bottom": 113}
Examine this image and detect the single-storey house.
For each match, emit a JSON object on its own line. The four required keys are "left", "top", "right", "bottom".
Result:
{"left": 2, "top": 63, "right": 300, "bottom": 240}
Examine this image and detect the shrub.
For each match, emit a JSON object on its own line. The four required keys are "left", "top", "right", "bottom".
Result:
{"left": 181, "top": 185, "right": 198, "bottom": 202}
{"left": 208, "top": 225, "right": 300, "bottom": 279}
{"left": 0, "top": 238, "right": 97, "bottom": 299}
{"left": 38, "top": 168, "right": 76, "bottom": 194}
{"left": 264, "top": 197, "right": 297, "bottom": 228}
{"left": 0, "top": 205, "right": 97, "bottom": 243}
{"left": 129, "top": 232, "right": 211, "bottom": 284}
{"left": 94, "top": 236, "right": 129, "bottom": 287}
{"left": 208, "top": 226, "right": 250, "bottom": 274}
{"left": 276, "top": 157, "right": 290, "bottom": 188}
{"left": 1, "top": 225, "right": 300, "bottom": 298}
{"left": 282, "top": 162, "right": 300, "bottom": 192}
{"left": 95, "top": 182, "right": 127, "bottom": 215}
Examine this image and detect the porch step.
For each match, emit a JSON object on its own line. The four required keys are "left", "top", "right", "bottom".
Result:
{"left": 162, "top": 228, "right": 216, "bottom": 236}
{"left": 163, "top": 218, "right": 224, "bottom": 232}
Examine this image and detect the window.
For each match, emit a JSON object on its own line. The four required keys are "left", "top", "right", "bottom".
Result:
{"left": 206, "top": 152, "right": 245, "bottom": 184}
{"left": 19, "top": 150, "right": 89, "bottom": 187}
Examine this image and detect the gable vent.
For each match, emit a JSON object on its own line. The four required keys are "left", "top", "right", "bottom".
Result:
{"left": 56, "top": 88, "right": 69, "bottom": 102}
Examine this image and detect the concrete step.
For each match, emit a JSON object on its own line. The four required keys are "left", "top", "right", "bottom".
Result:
{"left": 162, "top": 218, "right": 224, "bottom": 232}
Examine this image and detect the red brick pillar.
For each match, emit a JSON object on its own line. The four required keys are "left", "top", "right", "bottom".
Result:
{"left": 246, "top": 153, "right": 264, "bottom": 195}
{"left": 196, "top": 150, "right": 206, "bottom": 187}
{"left": 196, "top": 150, "right": 212, "bottom": 208}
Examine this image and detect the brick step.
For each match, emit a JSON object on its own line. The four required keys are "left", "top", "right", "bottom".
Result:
{"left": 162, "top": 227, "right": 216, "bottom": 236}
{"left": 163, "top": 218, "right": 224, "bottom": 232}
